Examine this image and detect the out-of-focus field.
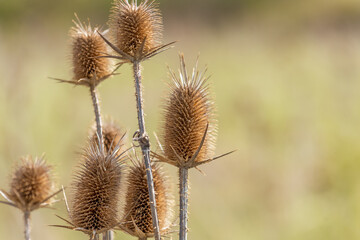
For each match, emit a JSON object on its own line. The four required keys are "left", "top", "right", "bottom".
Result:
{"left": 1, "top": 0, "right": 360, "bottom": 239}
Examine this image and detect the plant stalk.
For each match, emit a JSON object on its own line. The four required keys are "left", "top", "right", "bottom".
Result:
{"left": 179, "top": 167, "right": 189, "bottom": 240}
{"left": 90, "top": 85, "right": 104, "bottom": 154}
{"left": 132, "top": 61, "right": 161, "bottom": 240}
{"left": 102, "top": 231, "right": 113, "bottom": 240}
{"left": 90, "top": 86, "right": 111, "bottom": 239}
{"left": 24, "top": 211, "right": 31, "bottom": 240}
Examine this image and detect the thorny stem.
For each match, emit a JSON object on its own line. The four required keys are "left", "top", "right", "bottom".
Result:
{"left": 24, "top": 211, "right": 31, "bottom": 240}
{"left": 133, "top": 61, "right": 161, "bottom": 240}
{"left": 179, "top": 167, "right": 189, "bottom": 240}
{"left": 90, "top": 85, "right": 104, "bottom": 154}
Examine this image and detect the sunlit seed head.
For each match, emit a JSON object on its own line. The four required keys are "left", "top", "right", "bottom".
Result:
{"left": 162, "top": 54, "right": 217, "bottom": 168}
{"left": 122, "top": 159, "right": 173, "bottom": 237}
{"left": 70, "top": 141, "right": 124, "bottom": 235}
{"left": 9, "top": 156, "right": 54, "bottom": 212}
{"left": 109, "top": 0, "right": 163, "bottom": 58}
{"left": 71, "top": 17, "right": 112, "bottom": 82}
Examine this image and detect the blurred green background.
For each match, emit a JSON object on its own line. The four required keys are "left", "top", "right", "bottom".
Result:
{"left": 1, "top": 0, "right": 360, "bottom": 239}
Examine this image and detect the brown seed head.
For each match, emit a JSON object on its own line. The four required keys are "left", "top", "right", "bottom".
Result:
{"left": 70, "top": 141, "right": 124, "bottom": 235}
{"left": 109, "top": 0, "right": 163, "bottom": 58}
{"left": 71, "top": 16, "right": 112, "bottom": 84}
{"left": 8, "top": 156, "right": 54, "bottom": 212}
{"left": 90, "top": 119, "right": 126, "bottom": 154}
{"left": 162, "top": 54, "right": 217, "bottom": 168}
{"left": 121, "top": 159, "right": 173, "bottom": 237}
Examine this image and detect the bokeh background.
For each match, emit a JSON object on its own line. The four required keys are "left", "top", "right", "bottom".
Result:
{"left": 1, "top": 0, "right": 360, "bottom": 239}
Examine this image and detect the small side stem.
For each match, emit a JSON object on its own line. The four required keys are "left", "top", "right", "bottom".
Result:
{"left": 24, "top": 211, "right": 31, "bottom": 240}
{"left": 179, "top": 167, "right": 189, "bottom": 240}
{"left": 132, "top": 61, "right": 161, "bottom": 240}
{"left": 90, "top": 85, "right": 104, "bottom": 153}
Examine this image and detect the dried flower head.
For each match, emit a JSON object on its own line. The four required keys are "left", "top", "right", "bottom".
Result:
{"left": 109, "top": 0, "right": 163, "bottom": 60}
{"left": 0, "top": 156, "right": 56, "bottom": 212}
{"left": 160, "top": 54, "right": 217, "bottom": 169}
{"left": 121, "top": 159, "right": 173, "bottom": 238}
{"left": 67, "top": 141, "right": 125, "bottom": 237}
{"left": 68, "top": 15, "right": 112, "bottom": 86}
{"left": 90, "top": 119, "right": 126, "bottom": 154}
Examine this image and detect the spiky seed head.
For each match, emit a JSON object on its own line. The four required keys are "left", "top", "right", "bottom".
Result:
{"left": 8, "top": 156, "right": 54, "bottom": 212}
{"left": 122, "top": 160, "right": 173, "bottom": 237}
{"left": 90, "top": 119, "right": 126, "bottom": 154}
{"left": 71, "top": 16, "right": 112, "bottom": 84}
{"left": 162, "top": 54, "right": 217, "bottom": 168}
{"left": 109, "top": 0, "right": 163, "bottom": 58}
{"left": 70, "top": 141, "right": 124, "bottom": 235}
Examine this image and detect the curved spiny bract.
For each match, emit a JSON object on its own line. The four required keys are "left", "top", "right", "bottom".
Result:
{"left": 162, "top": 54, "right": 217, "bottom": 169}
{"left": 121, "top": 160, "right": 173, "bottom": 238}
{"left": 90, "top": 119, "right": 126, "bottom": 154}
{"left": 70, "top": 141, "right": 125, "bottom": 236}
{"left": 7, "top": 156, "right": 54, "bottom": 212}
{"left": 70, "top": 16, "right": 112, "bottom": 86}
{"left": 109, "top": 0, "right": 163, "bottom": 60}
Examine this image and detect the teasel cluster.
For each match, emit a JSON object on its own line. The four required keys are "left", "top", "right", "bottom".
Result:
{"left": 0, "top": 156, "right": 60, "bottom": 240}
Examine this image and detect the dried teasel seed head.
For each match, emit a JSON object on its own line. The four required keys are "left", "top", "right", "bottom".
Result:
{"left": 90, "top": 119, "right": 126, "bottom": 154}
{"left": 121, "top": 159, "right": 173, "bottom": 238}
{"left": 70, "top": 141, "right": 124, "bottom": 236}
{"left": 71, "top": 15, "right": 112, "bottom": 85}
{"left": 162, "top": 54, "right": 217, "bottom": 168}
{"left": 8, "top": 155, "right": 54, "bottom": 212}
{"left": 109, "top": 0, "right": 163, "bottom": 59}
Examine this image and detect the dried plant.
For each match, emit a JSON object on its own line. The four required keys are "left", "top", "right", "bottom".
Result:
{"left": 152, "top": 54, "right": 233, "bottom": 240}
{"left": 0, "top": 156, "right": 60, "bottom": 240}
{"left": 53, "top": 15, "right": 118, "bottom": 154}
{"left": 53, "top": 140, "right": 126, "bottom": 240}
{"left": 120, "top": 157, "right": 174, "bottom": 239}
{"left": 95, "top": 1, "right": 176, "bottom": 239}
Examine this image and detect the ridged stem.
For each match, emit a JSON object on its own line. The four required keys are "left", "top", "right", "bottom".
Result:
{"left": 24, "top": 211, "right": 31, "bottom": 240}
{"left": 179, "top": 167, "right": 189, "bottom": 240}
{"left": 102, "top": 231, "right": 113, "bottom": 240}
{"left": 132, "top": 61, "right": 161, "bottom": 240}
{"left": 90, "top": 85, "right": 104, "bottom": 154}
{"left": 90, "top": 86, "right": 110, "bottom": 239}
